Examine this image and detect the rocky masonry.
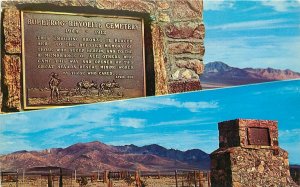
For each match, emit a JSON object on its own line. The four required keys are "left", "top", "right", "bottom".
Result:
{"left": 1, "top": 0, "right": 205, "bottom": 112}
{"left": 210, "top": 119, "right": 298, "bottom": 187}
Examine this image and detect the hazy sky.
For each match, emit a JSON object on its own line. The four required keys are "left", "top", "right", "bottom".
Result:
{"left": 1, "top": 80, "right": 300, "bottom": 164}
{"left": 203, "top": 0, "right": 300, "bottom": 71}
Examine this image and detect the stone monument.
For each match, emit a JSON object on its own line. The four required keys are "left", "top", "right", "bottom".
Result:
{"left": 210, "top": 119, "right": 298, "bottom": 187}
{"left": 1, "top": 0, "right": 205, "bottom": 111}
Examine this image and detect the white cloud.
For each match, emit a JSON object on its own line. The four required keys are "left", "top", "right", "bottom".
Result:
{"left": 204, "top": 0, "right": 300, "bottom": 12}
{"left": 103, "top": 127, "right": 116, "bottom": 132}
{"left": 203, "top": 0, "right": 234, "bottom": 11}
{"left": 119, "top": 118, "right": 146, "bottom": 128}
{"left": 182, "top": 101, "right": 219, "bottom": 112}
{"left": 113, "top": 97, "right": 219, "bottom": 113}
{"left": 0, "top": 133, "right": 38, "bottom": 154}
{"left": 1, "top": 113, "right": 29, "bottom": 126}
{"left": 280, "top": 141, "right": 300, "bottom": 164}
{"left": 261, "top": 0, "right": 300, "bottom": 12}
{"left": 151, "top": 119, "right": 214, "bottom": 127}
{"left": 207, "top": 19, "right": 291, "bottom": 31}
{"left": 150, "top": 97, "right": 180, "bottom": 106}
{"left": 279, "top": 129, "right": 300, "bottom": 138}
{"left": 112, "top": 99, "right": 160, "bottom": 111}
{"left": 0, "top": 96, "right": 219, "bottom": 153}
{"left": 204, "top": 36, "right": 300, "bottom": 72}
{"left": 76, "top": 131, "right": 90, "bottom": 139}
{"left": 278, "top": 128, "right": 300, "bottom": 164}
{"left": 145, "top": 97, "right": 219, "bottom": 112}
{"left": 0, "top": 110, "right": 71, "bottom": 133}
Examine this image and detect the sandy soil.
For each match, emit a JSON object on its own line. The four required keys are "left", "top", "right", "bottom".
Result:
{"left": 1, "top": 176, "right": 210, "bottom": 187}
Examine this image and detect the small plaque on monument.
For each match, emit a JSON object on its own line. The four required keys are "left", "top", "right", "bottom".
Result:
{"left": 21, "top": 11, "right": 145, "bottom": 109}
{"left": 247, "top": 127, "right": 271, "bottom": 146}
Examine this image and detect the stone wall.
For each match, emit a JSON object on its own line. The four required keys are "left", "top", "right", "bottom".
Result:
{"left": 0, "top": 0, "right": 205, "bottom": 112}
{"left": 211, "top": 119, "right": 299, "bottom": 187}
{"left": 211, "top": 147, "right": 297, "bottom": 187}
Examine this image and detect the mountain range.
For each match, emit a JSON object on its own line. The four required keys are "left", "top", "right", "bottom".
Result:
{"left": 0, "top": 141, "right": 210, "bottom": 173}
{"left": 201, "top": 61, "right": 300, "bottom": 88}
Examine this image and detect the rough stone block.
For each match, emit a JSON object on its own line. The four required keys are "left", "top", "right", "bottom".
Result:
{"left": 175, "top": 59, "right": 204, "bottom": 74}
{"left": 114, "top": 0, "right": 155, "bottom": 13}
{"left": 168, "top": 79, "right": 201, "bottom": 93}
{"left": 47, "top": 0, "right": 96, "bottom": 6}
{"left": 151, "top": 24, "right": 169, "bottom": 95}
{"left": 3, "top": 55, "right": 22, "bottom": 110}
{"left": 172, "top": 0, "right": 203, "bottom": 19}
{"left": 218, "top": 119, "right": 279, "bottom": 148}
{"left": 158, "top": 13, "right": 170, "bottom": 22}
{"left": 157, "top": 1, "right": 169, "bottom": 10}
{"left": 171, "top": 68, "right": 199, "bottom": 80}
{"left": 168, "top": 42, "right": 205, "bottom": 55}
{"left": 3, "top": 8, "right": 21, "bottom": 54}
{"left": 95, "top": 0, "right": 115, "bottom": 9}
{"left": 166, "top": 22, "right": 205, "bottom": 39}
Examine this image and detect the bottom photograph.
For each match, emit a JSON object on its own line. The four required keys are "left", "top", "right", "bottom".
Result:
{"left": 0, "top": 80, "right": 300, "bottom": 187}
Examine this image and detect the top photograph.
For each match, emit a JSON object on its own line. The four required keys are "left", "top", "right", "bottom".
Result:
{"left": 0, "top": 0, "right": 299, "bottom": 112}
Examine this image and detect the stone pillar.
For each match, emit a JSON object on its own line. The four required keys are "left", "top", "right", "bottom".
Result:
{"left": 210, "top": 119, "right": 298, "bottom": 187}
{"left": 2, "top": 8, "right": 22, "bottom": 112}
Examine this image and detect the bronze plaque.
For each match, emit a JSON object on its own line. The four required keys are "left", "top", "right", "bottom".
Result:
{"left": 247, "top": 127, "right": 271, "bottom": 146}
{"left": 21, "top": 11, "right": 145, "bottom": 109}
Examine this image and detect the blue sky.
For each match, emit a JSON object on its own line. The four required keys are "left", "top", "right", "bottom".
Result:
{"left": 203, "top": 0, "right": 300, "bottom": 71}
{"left": 0, "top": 79, "right": 300, "bottom": 164}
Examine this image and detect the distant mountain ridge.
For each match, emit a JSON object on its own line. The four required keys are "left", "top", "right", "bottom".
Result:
{"left": 116, "top": 144, "right": 210, "bottom": 168}
{"left": 202, "top": 62, "right": 300, "bottom": 88}
{"left": 0, "top": 141, "right": 210, "bottom": 173}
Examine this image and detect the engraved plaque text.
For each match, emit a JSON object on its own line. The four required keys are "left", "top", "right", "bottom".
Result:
{"left": 22, "top": 11, "right": 145, "bottom": 109}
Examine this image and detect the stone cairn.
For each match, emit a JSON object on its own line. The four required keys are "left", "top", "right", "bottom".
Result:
{"left": 210, "top": 119, "right": 298, "bottom": 187}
